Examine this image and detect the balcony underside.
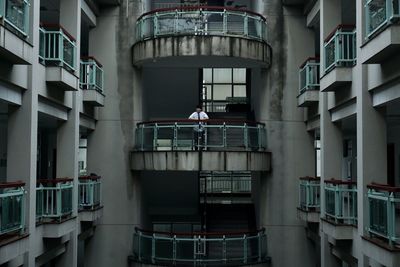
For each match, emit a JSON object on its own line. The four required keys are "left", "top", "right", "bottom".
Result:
{"left": 297, "top": 208, "right": 320, "bottom": 223}
{"left": 131, "top": 151, "right": 271, "bottom": 171}
{"left": 321, "top": 218, "right": 355, "bottom": 240}
{"left": 320, "top": 68, "right": 352, "bottom": 92}
{"left": 132, "top": 36, "right": 271, "bottom": 68}
{"left": 0, "top": 234, "right": 29, "bottom": 265}
{"left": 297, "top": 90, "right": 319, "bottom": 107}
{"left": 362, "top": 236, "right": 400, "bottom": 267}
{"left": 0, "top": 25, "right": 32, "bottom": 65}
{"left": 361, "top": 25, "right": 400, "bottom": 64}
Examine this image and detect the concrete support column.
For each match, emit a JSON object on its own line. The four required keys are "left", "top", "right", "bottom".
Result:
{"left": 354, "top": 0, "right": 387, "bottom": 265}
{"left": 320, "top": 0, "right": 342, "bottom": 76}
{"left": 6, "top": 0, "right": 40, "bottom": 265}
{"left": 320, "top": 93, "right": 343, "bottom": 267}
{"left": 60, "top": 0, "right": 81, "bottom": 77}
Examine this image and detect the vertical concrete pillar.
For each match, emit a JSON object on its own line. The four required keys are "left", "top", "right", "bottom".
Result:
{"left": 6, "top": 0, "right": 40, "bottom": 265}
{"left": 57, "top": 1, "right": 81, "bottom": 266}
{"left": 320, "top": 1, "right": 343, "bottom": 266}
{"left": 355, "top": 0, "right": 387, "bottom": 266}
{"left": 321, "top": 233, "right": 342, "bottom": 267}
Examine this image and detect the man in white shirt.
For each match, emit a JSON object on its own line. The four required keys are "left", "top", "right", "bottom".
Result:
{"left": 188, "top": 105, "right": 209, "bottom": 150}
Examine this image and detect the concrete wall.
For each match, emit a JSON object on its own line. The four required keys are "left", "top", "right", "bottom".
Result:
{"left": 143, "top": 68, "right": 199, "bottom": 120}
{"left": 83, "top": 1, "right": 144, "bottom": 267}
{"left": 255, "top": 2, "right": 318, "bottom": 266}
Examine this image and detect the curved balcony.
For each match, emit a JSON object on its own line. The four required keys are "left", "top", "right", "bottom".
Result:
{"left": 131, "top": 119, "right": 271, "bottom": 171}
{"left": 132, "top": 6, "right": 271, "bottom": 67}
{"left": 130, "top": 228, "right": 270, "bottom": 266}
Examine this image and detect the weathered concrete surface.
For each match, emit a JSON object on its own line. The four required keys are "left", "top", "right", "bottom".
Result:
{"left": 131, "top": 151, "right": 271, "bottom": 171}
{"left": 297, "top": 89, "right": 319, "bottom": 107}
{"left": 361, "top": 25, "right": 400, "bottom": 64}
{"left": 132, "top": 36, "right": 271, "bottom": 67}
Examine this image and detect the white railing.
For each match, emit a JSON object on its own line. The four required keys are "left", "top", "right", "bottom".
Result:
{"left": 299, "top": 58, "right": 320, "bottom": 94}
{"left": 0, "top": 0, "right": 30, "bottom": 36}
{"left": 135, "top": 6, "right": 267, "bottom": 43}
{"left": 36, "top": 179, "right": 73, "bottom": 222}
{"left": 39, "top": 25, "right": 76, "bottom": 71}
{"left": 79, "top": 176, "right": 101, "bottom": 210}
{"left": 80, "top": 57, "right": 104, "bottom": 92}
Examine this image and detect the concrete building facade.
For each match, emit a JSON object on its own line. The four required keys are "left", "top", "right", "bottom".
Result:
{"left": 0, "top": 0, "right": 399, "bottom": 266}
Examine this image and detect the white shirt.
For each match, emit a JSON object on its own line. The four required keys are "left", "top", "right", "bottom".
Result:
{"left": 188, "top": 111, "right": 209, "bottom": 132}
{"left": 188, "top": 111, "right": 209, "bottom": 120}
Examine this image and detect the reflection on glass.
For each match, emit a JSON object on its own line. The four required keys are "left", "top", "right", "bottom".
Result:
{"left": 213, "top": 68, "right": 232, "bottom": 83}
{"left": 213, "top": 85, "right": 232, "bottom": 100}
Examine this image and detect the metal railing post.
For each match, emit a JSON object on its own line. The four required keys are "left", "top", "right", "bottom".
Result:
{"left": 244, "top": 123, "right": 248, "bottom": 150}
{"left": 152, "top": 234, "right": 156, "bottom": 264}
{"left": 223, "top": 123, "right": 227, "bottom": 148}
{"left": 223, "top": 235, "right": 227, "bottom": 264}
{"left": 243, "top": 234, "right": 248, "bottom": 264}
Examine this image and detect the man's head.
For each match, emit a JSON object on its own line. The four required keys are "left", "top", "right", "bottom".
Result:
{"left": 196, "top": 104, "right": 202, "bottom": 113}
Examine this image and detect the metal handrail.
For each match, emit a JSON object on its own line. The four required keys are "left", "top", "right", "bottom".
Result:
{"left": 324, "top": 26, "right": 356, "bottom": 73}
{"left": 365, "top": 0, "right": 400, "bottom": 38}
{"left": 299, "top": 177, "right": 320, "bottom": 212}
{"left": 200, "top": 171, "right": 251, "bottom": 194}
{"left": 0, "top": 182, "right": 25, "bottom": 235}
{"left": 324, "top": 180, "right": 357, "bottom": 225}
{"left": 367, "top": 184, "right": 400, "bottom": 246}
{"left": 135, "top": 6, "right": 268, "bottom": 43}
{"left": 39, "top": 25, "right": 77, "bottom": 71}
{"left": 36, "top": 180, "right": 73, "bottom": 222}
{"left": 0, "top": 0, "right": 30, "bottom": 36}
{"left": 299, "top": 58, "right": 320, "bottom": 94}
{"left": 132, "top": 228, "right": 269, "bottom": 265}
{"left": 78, "top": 178, "right": 101, "bottom": 210}
{"left": 80, "top": 57, "right": 104, "bottom": 92}
{"left": 134, "top": 120, "right": 267, "bottom": 151}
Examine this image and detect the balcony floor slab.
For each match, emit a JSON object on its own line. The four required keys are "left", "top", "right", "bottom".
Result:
{"left": 361, "top": 25, "right": 400, "bottom": 64}
{"left": 297, "top": 208, "right": 320, "bottom": 223}
{"left": 0, "top": 24, "right": 32, "bottom": 64}
{"left": 297, "top": 90, "right": 319, "bottom": 107}
{"left": 131, "top": 151, "right": 271, "bottom": 172}
{"left": 320, "top": 68, "right": 352, "bottom": 92}
{"left": 321, "top": 218, "right": 355, "bottom": 240}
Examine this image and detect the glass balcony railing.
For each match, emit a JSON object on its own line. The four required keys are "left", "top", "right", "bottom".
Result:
{"left": 324, "top": 25, "right": 356, "bottom": 73}
{"left": 299, "top": 176, "right": 320, "bottom": 212}
{"left": 36, "top": 178, "right": 73, "bottom": 222}
{"left": 367, "top": 183, "right": 400, "bottom": 246}
{"left": 0, "top": 0, "right": 30, "bottom": 36}
{"left": 39, "top": 25, "right": 77, "bottom": 72}
{"left": 135, "top": 6, "right": 268, "bottom": 43}
{"left": 200, "top": 171, "right": 251, "bottom": 194}
{"left": 135, "top": 119, "right": 267, "bottom": 151}
{"left": 324, "top": 179, "right": 357, "bottom": 225}
{"left": 78, "top": 175, "right": 101, "bottom": 211}
{"left": 0, "top": 182, "right": 25, "bottom": 235}
{"left": 80, "top": 57, "right": 104, "bottom": 92}
{"left": 299, "top": 58, "right": 320, "bottom": 94}
{"left": 132, "top": 228, "right": 269, "bottom": 266}
{"left": 365, "top": 0, "right": 400, "bottom": 38}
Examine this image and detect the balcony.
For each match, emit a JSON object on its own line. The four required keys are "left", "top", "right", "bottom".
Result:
{"left": 297, "top": 58, "right": 320, "bottom": 107}
{"left": 131, "top": 119, "right": 271, "bottom": 172}
{"left": 321, "top": 25, "right": 356, "bottom": 92}
{"left": 297, "top": 177, "right": 320, "bottom": 223}
{"left": 367, "top": 183, "right": 400, "bottom": 247}
{"left": 362, "top": 183, "right": 400, "bottom": 266}
{"left": 78, "top": 175, "right": 103, "bottom": 222}
{"left": 36, "top": 178, "right": 75, "bottom": 238}
{"left": 200, "top": 171, "right": 252, "bottom": 204}
{"left": 39, "top": 25, "right": 79, "bottom": 91}
{"left": 132, "top": 6, "right": 271, "bottom": 67}
{"left": 130, "top": 228, "right": 270, "bottom": 266}
{"left": 0, "top": 182, "right": 29, "bottom": 265}
{"left": 321, "top": 179, "right": 357, "bottom": 240}
{"left": 362, "top": 0, "right": 400, "bottom": 63}
{"left": 0, "top": 0, "right": 32, "bottom": 64}
{"left": 80, "top": 57, "right": 105, "bottom": 107}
